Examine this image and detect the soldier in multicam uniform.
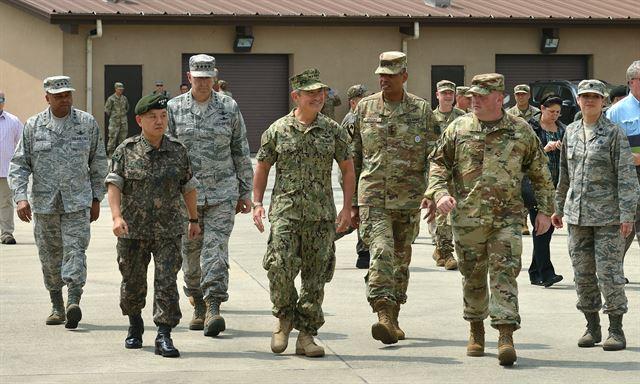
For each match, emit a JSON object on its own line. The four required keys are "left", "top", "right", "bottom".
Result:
{"left": 455, "top": 86, "right": 472, "bottom": 112}
{"left": 104, "top": 82, "right": 130, "bottom": 157}
{"left": 431, "top": 80, "right": 466, "bottom": 271}
{"left": 253, "top": 69, "right": 355, "bottom": 357}
{"left": 8, "top": 76, "right": 108, "bottom": 329}
{"left": 106, "top": 93, "right": 200, "bottom": 358}
{"left": 426, "top": 73, "right": 555, "bottom": 366}
{"left": 337, "top": 84, "right": 371, "bottom": 269}
{"left": 552, "top": 79, "right": 639, "bottom": 352}
{"left": 167, "top": 54, "right": 253, "bottom": 337}
{"left": 351, "top": 51, "right": 438, "bottom": 345}
{"left": 320, "top": 88, "right": 342, "bottom": 121}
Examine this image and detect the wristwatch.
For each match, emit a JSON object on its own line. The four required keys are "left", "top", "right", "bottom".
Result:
{"left": 188, "top": 218, "right": 198, "bottom": 223}
{"left": 252, "top": 202, "right": 263, "bottom": 209}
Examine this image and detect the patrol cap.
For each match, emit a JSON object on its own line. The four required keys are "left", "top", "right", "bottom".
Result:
{"left": 189, "top": 54, "right": 216, "bottom": 78}
{"left": 290, "top": 68, "right": 327, "bottom": 91}
{"left": 347, "top": 84, "right": 368, "bottom": 99}
{"left": 467, "top": 73, "right": 505, "bottom": 95}
{"left": 374, "top": 51, "right": 407, "bottom": 75}
{"left": 155, "top": 80, "right": 164, "bottom": 86}
{"left": 513, "top": 84, "right": 530, "bottom": 94}
{"left": 456, "top": 86, "right": 471, "bottom": 97}
{"left": 577, "top": 79, "right": 606, "bottom": 97}
{"left": 114, "top": 82, "right": 124, "bottom": 89}
{"left": 436, "top": 80, "right": 456, "bottom": 93}
{"left": 43, "top": 76, "right": 75, "bottom": 94}
{"left": 135, "top": 93, "right": 168, "bottom": 115}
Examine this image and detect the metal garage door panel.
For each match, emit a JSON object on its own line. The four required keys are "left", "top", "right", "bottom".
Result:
{"left": 183, "top": 54, "right": 290, "bottom": 152}
{"left": 496, "top": 55, "right": 588, "bottom": 105}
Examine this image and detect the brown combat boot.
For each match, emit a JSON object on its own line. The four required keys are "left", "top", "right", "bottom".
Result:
{"left": 65, "top": 291, "right": 82, "bottom": 329}
{"left": 271, "top": 317, "right": 293, "bottom": 353}
{"left": 295, "top": 331, "right": 325, "bottom": 357}
{"left": 432, "top": 248, "right": 445, "bottom": 267}
{"left": 188, "top": 295, "right": 206, "bottom": 331}
{"left": 46, "top": 290, "right": 65, "bottom": 325}
{"left": 371, "top": 300, "right": 398, "bottom": 345}
{"left": 497, "top": 324, "right": 517, "bottom": 366}
{"left": 444, "top": 255, "right": 458, "bottom": 270}
{"left": 467, "top": 321, "right": 485, "bottom": 356}
{"left": 578, "top": 312, "right": 601, "bottom": 348}
{"left": 391, "top": 303, "right": 405, "bottom": 340}
{"left": 204, "top": 299, "right": 225, "bottom": 337}
{"left": 603, "top": 314, "right": 626, "bottom": 351}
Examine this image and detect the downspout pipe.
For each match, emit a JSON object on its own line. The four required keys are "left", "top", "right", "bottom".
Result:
{"left": 401, "top": 21, "right": 420, "bottom": 91}
{"left": 86, "top": 19, "right": 103, "bottom": 114}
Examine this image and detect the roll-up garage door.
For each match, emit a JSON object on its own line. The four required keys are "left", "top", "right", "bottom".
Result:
{"left": 496, "top": 55, "right": 588, "bottom": 106}
{"left": 182, "top": 54, "right": 290, "bottom": 152}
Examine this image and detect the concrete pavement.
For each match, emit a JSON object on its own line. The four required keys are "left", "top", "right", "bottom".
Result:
{"left": 1, "top": 176, "right": 638, "bottom": 383}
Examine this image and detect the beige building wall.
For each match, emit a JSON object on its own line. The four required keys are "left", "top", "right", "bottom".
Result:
{"left": 0, "top": 2, "right": 63, "bottom": 122}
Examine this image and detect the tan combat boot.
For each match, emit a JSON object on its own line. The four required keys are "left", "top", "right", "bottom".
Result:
{"left": 188, "top": 295, "right": 206, "bottom": 331}
{"left": 603, "top": 314, "right": 626, "bottom": 351}
{"left": 204, "top": 299, "right": 225, "bottom": 337}
{"left": 432, "top": 248, "right": 445, "bottom": 267}
{"left": 295, "top": 331, "right": 325, "bottom": 357}
{"left": 391, "top": 303, "right": 405, "bottom": 340}
{"left": 467, "top": 321, "right": 485, "bottom": 356}
{"left": 65, "top": 291, "right": 82, "bottom": 329}
{"left": 497, "top": 324, "right": 517, "bottom": 366}
{"left": 578, "top": 312, "right": 601, "bottom": 348}
{"left": 46, "top": 290, "right": 65, "bottom": 325}
{"left": 271, "top": 317, "right": 293, "bottom": 353}
{"left": 443, "top": 255, "right": 458, "bottom": 270}
{"left": 371, "top": 300, "right": 398, "bottom": 345}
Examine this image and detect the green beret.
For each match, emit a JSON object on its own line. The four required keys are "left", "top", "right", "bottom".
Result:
{"left": 135, "top": 93, "right": 168, "bottom": 115}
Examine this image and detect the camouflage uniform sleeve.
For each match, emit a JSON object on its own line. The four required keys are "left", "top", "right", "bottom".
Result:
{"left": 424, "top": 102, "right": 440, "bottom": 158}
{"left": 256, "top": 124, "right": 277, "bottom": 164}
{"left": 104, "top": 144, "right": 125, "bottom": 190}
{"left": 166, "top": 103, "right": 177, "bottom": 139}
{"left": 613, "top": 126, "right": 640, "bottom": 222}
{"left": 333, "top": 122, "right": 352, "bottom": 163}
{"left": 89, "top": 118, "right": 109, "bottom": 201}
{"left": 425, "top": 122, "right": 456, "bottom": 202}
{"left": 523, "top": 131, "right": 555, "bottom": 216}
{"left": 555, "top": 138, "right": 569, "bottom": 216}
{"left": 351, "top": 104, "right": 363, "bottom": 207}
{"left": 125, "top": 96, "right": 129, "bottom": 113}
{"left": 230, "top": 103, "right": 253, "bottom": 200}
{"left": 104, "top": 96, "right": 113, "bottom": 116}
{"left": 180, "top": 147, "right": 199, "bottom": 194}
{"left": 7, "top": 118, "right": 33, "bottom": 203}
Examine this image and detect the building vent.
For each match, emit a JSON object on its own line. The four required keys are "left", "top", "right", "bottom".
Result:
{"left": 424, "top": 0, "right": 452, "bottom": 7}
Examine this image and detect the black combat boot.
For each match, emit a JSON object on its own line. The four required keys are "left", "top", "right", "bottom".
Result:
{"left": 125, "top": 314, "right": 144, "bottom": 349}
{"left": 155, "top": 325, "right": 180, "bottom": 358}
{"left": 65, "top": 290, "right": 82, "bottom": 329}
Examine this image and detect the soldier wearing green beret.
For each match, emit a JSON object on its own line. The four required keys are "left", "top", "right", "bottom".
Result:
{"left": 104, "top": 82, "right": 130, "bottom": 157}
{"left": 105, "top": 93, "right": 201, "bottom": 358}
{"left": 426, "top": 73, "right": 555, "bottom": 366}
{"left": 253, "top": 68, "right": 355, "bottom": 357}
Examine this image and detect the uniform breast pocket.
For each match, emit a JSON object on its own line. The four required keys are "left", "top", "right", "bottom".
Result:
{"left": 33, "top": 141, "right": 52, "bottom": 152}
{"left": 361, "top": 123, "right": 383, "bottom": 155}
{"left": 456, "top": 137, "right": 484, "bottom": 164}
{"left": 71, "top": 139, "right": 90, "bottom": 152}
{"left": 123, "top": 169, "right": 146, "bottom": 195}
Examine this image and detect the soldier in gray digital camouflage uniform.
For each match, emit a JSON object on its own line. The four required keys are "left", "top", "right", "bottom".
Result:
{"left": 552, "top": 79, "right": 639, "bottom": 352}
{"left": 167, "top": 54, "right": 253, "bottom": 337}
{"left": 8, "top": 75, "right": 108, "bottom": 329}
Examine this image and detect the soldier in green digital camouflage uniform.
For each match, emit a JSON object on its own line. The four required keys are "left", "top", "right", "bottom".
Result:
{"left": 106, "top": 93, "right": 201, "bottom": 358}
{"left": 431, "top": 80, "right": 466, "bottom": 271}
{"left": 426, "top": 73, "right": 555, "bottom": 366}
{"left": 552, "top": 80, "right": 639, "bottom": 352}
{"left": 253, "top": 69, "right": 355, "bottom": 357}
{"left": 104, "top": 82, "right": 129, "bottom": 157}
{"left": 352, "top": 51, "right": 438, "bottom": 345}
{"left": 9, "top": 76, "right": 108, "bottom": 330}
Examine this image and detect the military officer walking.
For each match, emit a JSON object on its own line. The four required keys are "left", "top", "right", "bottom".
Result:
{"left": 253, "top": 69, "right": 355, "bottom": 357}
{"left": 104, "top": 82, "right": 130, "bottom": 157}
{"left": 426, "top": 74, "right": 555, "bottom": 366}
{"left": 552, "top": 80, "right": 639, "bottom": 352}
{"left": 351, "top": 52, "right": 438, "bottom": 345}
{"left": 8, "top": 76, "right": 108, "bottom": 329}
{"left": 167, "top": 54, "right": 253, "bottom": 337}
{"left": 106, "top": 93, "right": 200, "bottom": 358}
{"left": 431, "top": 80, "right": 466, "bottom": 271}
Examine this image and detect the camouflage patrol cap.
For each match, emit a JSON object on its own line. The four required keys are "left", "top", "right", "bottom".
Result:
{"left": 456, "top": 86, "right": 471, "bottom": 97}
{"left": 467, "top": 73, "right": 505, "bottom": 95}
{"left": 375, "top": 51, "right": 407, "bottom": 75}
{"left": 347, "top": 84, "right": 368, "bottom": 99}
{"left": 189, "top": 54, "right": 216, "bottom": 78}
{"left": 436, "top": 80, "right": 456, "bottom": 93}
{"left": 513, "top": 84, "right": 530, "bottom": 94}
{"left": 290, "top": 68, "right": 327, "bottom": 91}
{"left": 114, "top": 82, "right": 124, "bottom": 89}
{"left": 155, "top": 80, "right": 164, "bottom": 86}
{"left": 43, "top": 76, "right": 75, "bottom": 94}
{"left": 577, "top": 79, "right": 606, "bottom": 97}
{"left": 135, "top": 93, "right": 168, "bottom": 115}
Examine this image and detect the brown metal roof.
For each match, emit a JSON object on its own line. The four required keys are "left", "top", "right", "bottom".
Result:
{"left": 5, "top": 0, "right": 640, "bottom": 24}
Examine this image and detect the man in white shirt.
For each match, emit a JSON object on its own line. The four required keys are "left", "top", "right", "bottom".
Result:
{"left": 0, "top": 90, "right": 23, "bottom": 244}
